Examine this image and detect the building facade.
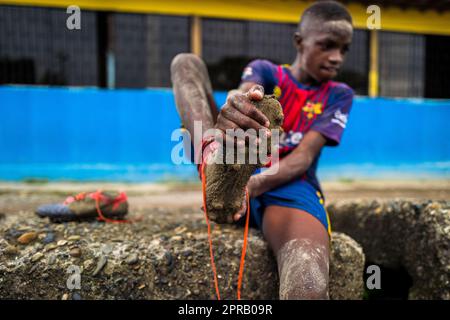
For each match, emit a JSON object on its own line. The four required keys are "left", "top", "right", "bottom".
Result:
{"left": 0, "top": 0, "right": 449, "bottom": 98}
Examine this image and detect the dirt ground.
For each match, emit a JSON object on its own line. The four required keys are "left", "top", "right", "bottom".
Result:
{"left": 0, "top": 180, "right": 448, "bottom": 300}
{"left": 0, "top": 179, "right": 378, "bottom": 300}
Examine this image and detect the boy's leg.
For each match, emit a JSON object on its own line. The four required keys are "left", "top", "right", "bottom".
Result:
{"left": 262, "top": 205, "right": 330, "bottom": 299}
{"left": 170, "top": 53, "right": 219, "bottom": 139}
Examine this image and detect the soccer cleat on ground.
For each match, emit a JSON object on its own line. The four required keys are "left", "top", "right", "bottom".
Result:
{"left": 36, "top": 190, "right": 129, "bottom": 223}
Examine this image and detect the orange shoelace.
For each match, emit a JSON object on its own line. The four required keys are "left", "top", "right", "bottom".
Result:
{"left": 200, "top": 161, "right": 250, "bottom": 300}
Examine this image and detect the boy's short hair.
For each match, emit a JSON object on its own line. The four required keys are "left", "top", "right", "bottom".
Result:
{"left": 298, "top": 1, "right": 353, "bottom": 35}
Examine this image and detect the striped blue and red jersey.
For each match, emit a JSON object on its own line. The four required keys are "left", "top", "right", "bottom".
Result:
{"left": 240, "top": 59, "right": 354, "bottom": 192}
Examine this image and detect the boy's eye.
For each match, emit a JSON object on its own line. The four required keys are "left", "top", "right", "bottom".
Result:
{"left": 318, "top": 40, "right": 340, "bottom": 51}
{"left": 318, "top": 42, "right": 331, "bottom": 50}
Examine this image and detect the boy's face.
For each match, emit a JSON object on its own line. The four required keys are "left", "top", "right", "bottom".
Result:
{"left": 295, "top": 20, "right": 353, "bottom": 82}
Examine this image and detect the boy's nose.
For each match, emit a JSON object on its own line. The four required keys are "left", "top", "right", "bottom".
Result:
{"left": 328, "top": 49, "right": 343, "bottom": 65}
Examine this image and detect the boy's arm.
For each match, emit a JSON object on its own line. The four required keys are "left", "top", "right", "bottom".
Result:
{"left": 247, "top": 130, "right": 326, "bottom": 197}
{"left": 247, "top": 85, "right": 354, "bottom": 198}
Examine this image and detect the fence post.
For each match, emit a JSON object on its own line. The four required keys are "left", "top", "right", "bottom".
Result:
{"left": 191, "top": 15, "right": 202, "bottom": 57}
{"left": 369, "top": 29, "right": 379, "bottom": 97}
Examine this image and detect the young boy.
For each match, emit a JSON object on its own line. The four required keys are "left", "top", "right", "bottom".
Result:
{"left": 171, "top": 1, "right": 354, "bottom": 299}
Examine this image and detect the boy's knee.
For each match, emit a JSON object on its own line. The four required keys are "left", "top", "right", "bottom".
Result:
{"left": 277, "top": 239, "right": 329, "bottom": 300}
{"left": 170, "top": 53, "right": 203, "bottom": 74}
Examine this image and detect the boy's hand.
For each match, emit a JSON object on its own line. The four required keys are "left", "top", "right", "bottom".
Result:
{"left": 215, "top": 85, "right": 271, "bottom": 142}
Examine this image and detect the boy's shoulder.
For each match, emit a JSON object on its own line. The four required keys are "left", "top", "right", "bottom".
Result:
{"left": 248, "top": 58, "right": 278, "bottom": 68}
{"left": 328, "top": 80, "right": 355, "bottom": 99}
{"left": 244, "top": 59, "right": 279, "bottom": 75}
{"left": 242, "top": 59, "right": 279, "bottom": 87}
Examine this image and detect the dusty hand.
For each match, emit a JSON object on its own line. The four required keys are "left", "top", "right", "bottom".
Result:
{"left": 215, "top": 85, "right": 271, "bottom": 146}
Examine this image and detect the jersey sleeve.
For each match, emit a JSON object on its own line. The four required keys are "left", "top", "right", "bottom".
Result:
{"left": 240, "top": 59, "right": 278, "bottom": 94}
{"left": 310, "top": 84, "right": 354, "bottom": 146}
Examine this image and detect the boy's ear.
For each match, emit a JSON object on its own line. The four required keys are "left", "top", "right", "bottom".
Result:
{"left": 294, "top": 32, "right": 303, "bottom": 52}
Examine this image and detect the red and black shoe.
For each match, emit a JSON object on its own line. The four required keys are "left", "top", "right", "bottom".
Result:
{"left": 36, "top": 190, "right": 129, "bottom": 223}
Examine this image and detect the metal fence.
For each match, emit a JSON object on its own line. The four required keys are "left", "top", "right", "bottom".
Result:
{"left": 0, "top": 5, "right": 449, "bottom": 98}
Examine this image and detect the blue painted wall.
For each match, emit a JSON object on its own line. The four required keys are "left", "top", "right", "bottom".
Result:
{"left": 0, "top": 86, "right": 449, "bottom": 181}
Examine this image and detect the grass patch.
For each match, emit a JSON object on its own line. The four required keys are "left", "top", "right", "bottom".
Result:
{"left": 337, "top": 177, "right": 355, "bottom": 184}
{"left": 22, "top": 178, "right": 49, "bottom": 185}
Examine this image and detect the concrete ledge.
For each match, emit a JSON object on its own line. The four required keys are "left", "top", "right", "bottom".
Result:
{"left": 328, "top": 200, "right": 450, "bottom": 299}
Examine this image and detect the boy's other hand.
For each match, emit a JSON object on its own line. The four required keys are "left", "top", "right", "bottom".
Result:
{"left": 233, "top": 193, "right": 248, "bottom": 222}
{"left": 215, "top": 85, "right": 271, "bottom": 141}
{"left": 232, "top": 176, "right": 263, "bottom": 222}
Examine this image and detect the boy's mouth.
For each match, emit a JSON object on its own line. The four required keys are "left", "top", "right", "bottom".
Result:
{"left": 320, "top": 65, "right": 339, "bottom": 77}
